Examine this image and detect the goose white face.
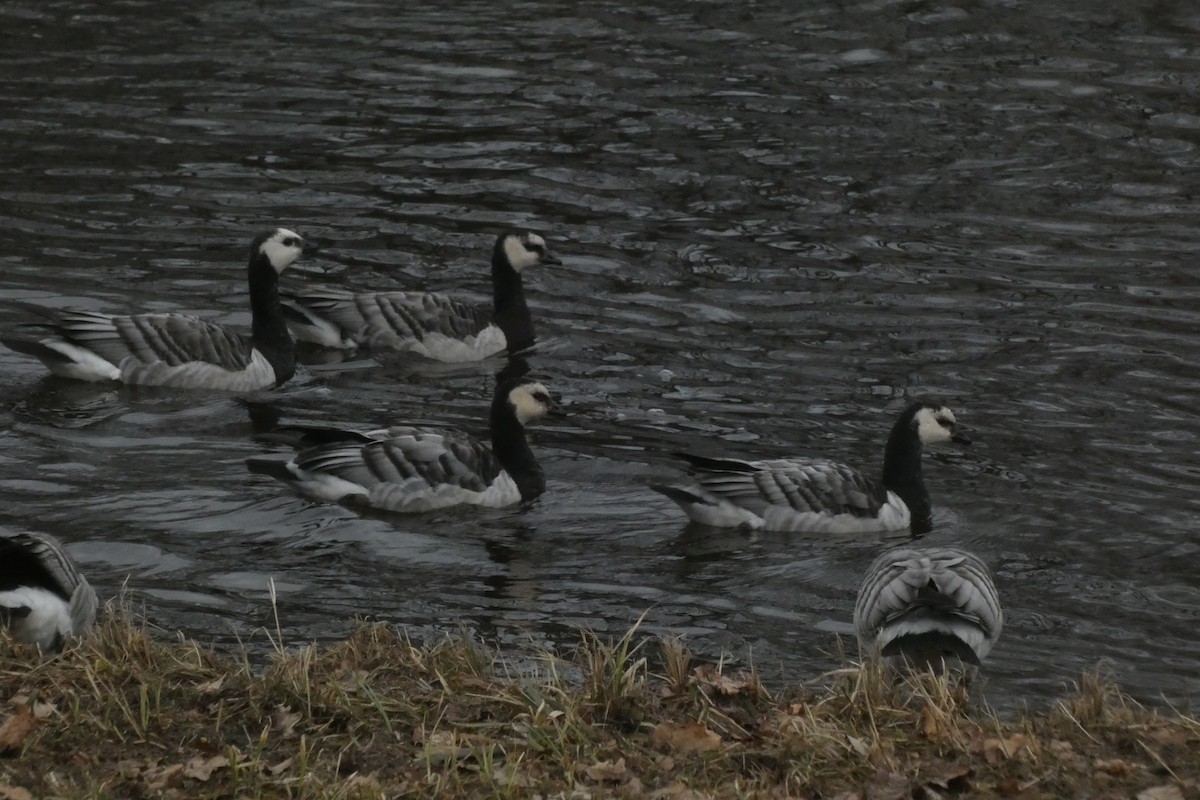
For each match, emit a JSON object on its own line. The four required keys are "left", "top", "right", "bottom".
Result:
{"left": 260, "top": 228, "right": 308, "bottom": 273}
{"left": 509, "top": 381, "right": 554, "bottom": 425}
{"left": 503, "top": 233, "right": 553, "bottom": 273}
{"left": 914, "top": 406, "right": 959, "bottom": 444}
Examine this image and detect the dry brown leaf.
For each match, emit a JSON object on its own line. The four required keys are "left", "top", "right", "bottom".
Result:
{"left": 1137, "top": 785, "right": 1184, "bottom": 800}
{"left": 30, "top": 700, "right": 56, "bottom": 720}
{"left": 925, "top": 763, "right": 970, "bottom": 791}
{"left": 982, "top": 733, "right": 1028, "bottom": 764}
{"left": 993, "top": 778, "right": 1023, "bottom": 796}
{"left": 585, "top": 757, "right": 631, "bottom": 783}
{"left": 272, "top": 705, "right": 301, "bottom": 738}
{"left": 649, "top": 782, "right": 710, "bottom": 800}
{"left": 0, "top": 707, "right": 35, "bottom": 754}
{"left": 195, "top": 676, "right": 225, "bottom": 694}
{"left": 918, "top": 704, "right": 942, "bottom": 739}
{"left": 0, "top": 785, "right": 33, "bottom": 800}
{"left": 866, "top": 768, "right": 909, "bottom": 800}
{"left": 1094, "top": 757, "right": 1138, "bottom": 776}
{"left": 143, "top": 762, "right": 184, "bottom": 791}
{"left": 650, "top": 721, "right": 722, "bottom": 754}
{"left": 267, "top": 756, "right": 294, "bottom": 777}
{"left": 183, "top": 754, "right": 229, "bottom": 781}
{"left": 690, "top": 664, "right": 758, "bottom": 696}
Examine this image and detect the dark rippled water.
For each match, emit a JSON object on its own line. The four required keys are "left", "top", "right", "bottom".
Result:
{"left": 2, "top": 0, "right": 1199, "bottom": 708}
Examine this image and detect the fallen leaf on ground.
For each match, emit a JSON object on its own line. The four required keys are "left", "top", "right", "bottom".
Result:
{"left": 649, "top": 782, "right": 710, "bottom": 799}
{"left": 183, "top": 754, "right": 230, "bottom": 781}
{"left": 143, "top": 763, "right": 184, "bottom": 791}
{"left": 272, "top": 705, "right": 301, "bottom": 738}
{"left": 925, "top": 763, "right": 970, "bottom": 791}
{"left": 690, "top": 664, "right": 760, "bottom": 696}
{"left": 981, "top": 733, "right": 1028, "bottom": 764}
{"left": 1094, "top": 757, "right": 1138, "bottom": 776}
{"left": 0, "top": 785, "right": 33, "bottom": 800}
{"left": 650, "top": 721, "right": 721, "bottom": 754}
{"left": 585, "top": 757, "right": 631, "bottom": 783}
{"left": 1136, "top": 785, "right": 1184, "bottom": 800}
{"left": 195, "top": 676, "right": 225, "bottom": 694}
{"left": 267, "top": 756, "right": 294, "bottom": 776}
{"left": 0, "top": 707, "right": 35, "bottom": 754}
{"left": 866, "top": 768, "right": 909, "bottom": 800}
{"left": 918, "top": 704, "right": 943, "bottom": 738}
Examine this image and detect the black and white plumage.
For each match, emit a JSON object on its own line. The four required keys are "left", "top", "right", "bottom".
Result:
{"left": 246, "top": 376, "right": 555, "bottom": 512}
{"left": 1, "top": 228, "right": 314, "bottom": 390}
{"left": 651, "top": 402, "right": 970, "bottom": 534}
{"left": 282, "top": 230, "right": 561, "bottom": 361}
{"left": 854, "top": 546, "right": 1002, "bottom": 670}
{"left": 0, "top": 530, "right": 97, "bottom": 652}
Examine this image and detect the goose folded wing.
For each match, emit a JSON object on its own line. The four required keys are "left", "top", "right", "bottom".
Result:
{"left": 285, "top": 288, "right": 491, "bottom": 342}
{"left": 689, "top": 456, "right": 884, "bottom": 517}
{"left": 112, "top": 313, "right": 255, "bottom": 368}
{"left": 295, "top": 430, "right": 503, "bottom": 492}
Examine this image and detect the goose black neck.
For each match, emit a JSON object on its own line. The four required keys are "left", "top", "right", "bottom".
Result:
{"left": 881, "top": 416, "right": 931, "bottom": 531}
{"left": 491, "top": 244, "right": 534, "bottom": 352}
{"left": 248, "top": 256, "right": 295, "bottom": 386}
{"left": 490, "top": 395, "right": 544, "bottom": 501}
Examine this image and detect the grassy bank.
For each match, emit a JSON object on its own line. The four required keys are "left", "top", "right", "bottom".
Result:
{"left": 0, "top": 609, "right": 1195, "bottom": 799}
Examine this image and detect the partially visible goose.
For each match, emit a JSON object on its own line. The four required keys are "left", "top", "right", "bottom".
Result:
{"left": 0, "top": 530, "right": 97, "bottom": 652}
{"left": 854, "top": 546, "right": 1002, "bottom": 671}
{"left": 282, "top": 230, "right": 561, "bottom": 361}
{"left": 1, "top": 228, "right": 315, "bottom": 390}
{"left": 247, "top": 376, "right": 555, "bottom": 512}
{"left": 651, "top": 401, "right": 970, "bottom": 534}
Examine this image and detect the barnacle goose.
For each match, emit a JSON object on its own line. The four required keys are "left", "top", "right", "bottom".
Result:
{"left": 651, "top": 401, "right": 969, "bottom": 534}
{"left": 246, "top": 376, "right": 555, "bottom": 512}
{"left": 1, "top": 228, "right": 315, "bottom": 390}
{"left": 854, "top": 546, "right": 1002, "bottom": 671}
{"left": 0, "top": 530, "right": 97, "bottom": 652}
{"left": 281, "top": 230, "right": 561, "bottom": 361}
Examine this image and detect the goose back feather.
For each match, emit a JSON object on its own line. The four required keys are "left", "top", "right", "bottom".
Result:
{"left": 854, "top": 546, "right": 1002, "bottom": 669}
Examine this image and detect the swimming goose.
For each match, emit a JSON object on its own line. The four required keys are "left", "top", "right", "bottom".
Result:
{"left": 854, "top": 546, "right": 1002, "bottom": 670}
{"left": 651, "top": 401, "right": 969, "bottom": 534}
{"left": 0, "top": 530, "right": 98, "bottom": 652}
{"left": 246, "top": 376, "right": 555, "bottom": 512}
{"left": 1, "top": 228, "right": 314, "bottom": 390}
{"left": 282, "top": 230, "right": 561, "bottom": 361}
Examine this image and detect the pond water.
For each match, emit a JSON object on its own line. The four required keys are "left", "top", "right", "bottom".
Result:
{"left": 2, "top": 0, "right": 1198, "bottom": 709}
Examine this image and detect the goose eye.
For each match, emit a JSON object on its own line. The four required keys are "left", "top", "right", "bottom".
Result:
{"left": 282, "top": 237, "right": 298, "bottom": 247}
{"left": 533, "top": 391, "right": 551, "bottom": 404}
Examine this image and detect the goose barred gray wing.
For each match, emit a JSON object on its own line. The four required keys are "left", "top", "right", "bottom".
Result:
{"left": 683, "top": 455, "right": 887, "bottom": 518}
{"left": 854, "top": 546, "right": 1002, "bottom": 667}
{"left": 0, "top": 530, "right": 97, "bottom": 652}
{"left": 249, "top": 427, "right": 520, "bottom": 512}
{"left": 283, "top": 286, "right": 493, "bottom": 352}
{"left": 21, "top": 309, "right": 255, "bottom": 369}
{"left": 298, "top": 427, "right": 501, "bottom": 489}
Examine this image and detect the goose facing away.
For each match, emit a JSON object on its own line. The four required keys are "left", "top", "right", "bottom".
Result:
{"left": 1, "top": 228, "right": 315, "bottom": 390}
{"left": 854, "top": 546, "right": 1002, "bottom": 671}
{"left": 0, "top": 531, "right": 97, "bottom": 652}
{"left": 282, "top": 230, "right": 561, "bottom": 361}
{"left": 246, "top": 376, "right": 555, "bottom": 512}
{"left": 651, "top": 402, "right": 970, "bottom": 534}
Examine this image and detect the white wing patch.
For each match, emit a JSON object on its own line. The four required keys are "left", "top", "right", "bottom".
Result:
{"left": 40, "top": 341, "right": 122, "bottom": 381}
